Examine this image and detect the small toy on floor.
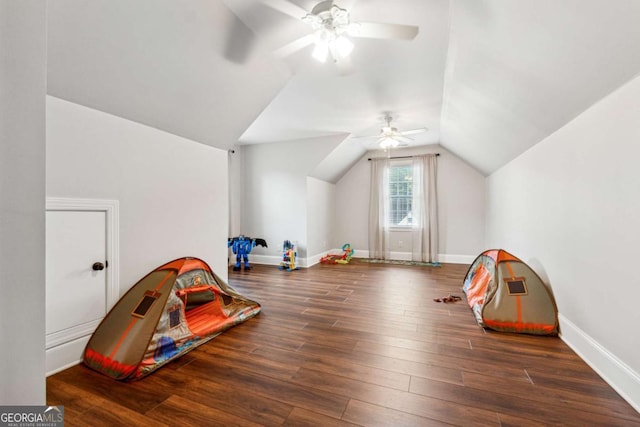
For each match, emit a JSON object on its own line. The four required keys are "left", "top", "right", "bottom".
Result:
{"left": 320, "top": 243, "right": 354, "bottom": 264}
{"left": 279, "top": 240, "right": 299, "bottom": 271}
{"left": 433, "top": 294, "right": 462, "bottom": 303}
{"left": 228, "top": 235, "right": 267, "bottom": 271}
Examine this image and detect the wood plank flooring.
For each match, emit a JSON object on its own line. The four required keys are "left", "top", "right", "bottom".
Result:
{"left": 47, "top": 260, "right": 640, "bottom": 426}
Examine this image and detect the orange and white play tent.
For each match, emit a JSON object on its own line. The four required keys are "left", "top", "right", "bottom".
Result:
{"left": 83, "top": 257, "right": 261, "bottom": 380}
{"left": 462, "top": 249, "right": 558, "bottom": 335}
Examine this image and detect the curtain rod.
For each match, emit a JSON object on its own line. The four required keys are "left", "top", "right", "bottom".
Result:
{"left": 368, "top": 153, "right": 439, "bottom": 161}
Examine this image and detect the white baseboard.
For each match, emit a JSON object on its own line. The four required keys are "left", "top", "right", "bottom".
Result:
{"left": 244, "top": 250, "right": 475, "bottom": 267}
{"left": 245, "top": 252, "right": 327, "bottom": 268}
{"left": 242, "top": 254, "right": 282, "bottom": 266}
{"left": 305, "top": 252, "right": 324, "bottom": 268}
{"left": 352, "top": 249, "right": 370, "bottom": 258}
{"left": 559, "top": 313, "right": 640, "bottom": 413}
{"left": 348, "top": 249, "right": 474, "bottom": 264}
{"left": 46, "top": 335, "right": 90, "bottom": 376}
{"left": 438, "top": 254, "right": 475, "bottom": 264}
{"left": 390, "top": 251, "right": 412, "bottom": 261}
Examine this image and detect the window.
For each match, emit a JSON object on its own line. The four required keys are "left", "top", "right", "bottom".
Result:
{"left": 369, "top": 154, "right": 439, "bottom": 262}
{"left": 388, "top": 163, "right": 413, "bottom": 226}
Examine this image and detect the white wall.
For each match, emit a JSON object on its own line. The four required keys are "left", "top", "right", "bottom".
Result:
{"left": 0, "top": 1, "right": 47, "bottom": 405}
{"left": 47, "top": 96, "right": 230, "bottom": 289}
{"left": 228, "top": 146, "right": 243, "bottom": 237}
{"left": 306, "top": 177, "right": 335, "bottom": 261}
{"left": 485, "top": 74, "right": 640, "bottom": 410}
{"left": 334, "top": 145, "right": 486, "bottom": 262}
{"left": 240, "top": 142, "right": 309, "bottom": 259}
{"left": 332, "top": 154, "right": 370, "bottom": 252}
{"left": 239, "top": 135, "right": 341, "bottom": 264}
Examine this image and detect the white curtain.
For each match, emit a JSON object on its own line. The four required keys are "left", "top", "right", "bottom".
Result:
{"left": 368, "top": 158, "right": 390, "bottom": 260}
{"left": 411, "top": 154, "right": 439, "bottom": 263}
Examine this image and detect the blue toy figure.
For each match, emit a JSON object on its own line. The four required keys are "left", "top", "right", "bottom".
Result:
{"left": 228, "top": 235, "right": 268, "bottom": 271}
{"left": 279, "top": 240, "right": 299, "bottom": 271}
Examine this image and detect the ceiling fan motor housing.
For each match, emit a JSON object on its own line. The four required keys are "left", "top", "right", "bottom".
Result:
{"left": 311, "top": 0, "right": 339, "bottom": 16}
{"left": 306, "top": 0, "right": 350, "bottom": 34}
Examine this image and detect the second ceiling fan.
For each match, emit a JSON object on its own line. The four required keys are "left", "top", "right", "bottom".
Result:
{"left": 259, "top": 0, "right": 419, "bottom": 62}
{"left": 352, "top": 114, "right": 428, "bottom": 149}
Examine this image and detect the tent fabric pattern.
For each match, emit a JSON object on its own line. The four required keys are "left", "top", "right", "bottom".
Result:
{"left": 462, "top": 249, "right": 558, "bottom": 335}
{"left": 83, "top": 257, "right": 261, "bottom": 380}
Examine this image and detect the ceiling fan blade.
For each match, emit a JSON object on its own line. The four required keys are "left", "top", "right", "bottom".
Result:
{"left": 352, "top": 131, "right": 417, "bottom": 141}
{"left": 401, "top": 127, "right": 428, "bottom": 136}
{"left": 256, "top": 0, "right": 309, "bottom": 19}
{"left": 222, "top": 11, "right": 257, "bottom": 64}
{"left": 273, "top": 33, "right": 316, "bottom": 58}
{"left": 394, "top": 135, "right": 414, "bottom": 143}
{"left": 349, "top": 22, "right": 419, "bottom": 40}
{"left": 350, "top": 134, "right": 378, "bottom": 140}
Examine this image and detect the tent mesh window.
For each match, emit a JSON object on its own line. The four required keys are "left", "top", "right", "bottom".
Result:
{"left": 131, "top": 292, "right": 160, "bottom": 318}
{"left": 505, "top": 278, "right": 528, "bottom": 295}
{"left": 168, "top": 306, "right": 181, "bottom": 329}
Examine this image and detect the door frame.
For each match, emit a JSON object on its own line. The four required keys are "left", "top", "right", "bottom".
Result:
{"left": 45, "top": 197, "right": 119, "bottom": 349}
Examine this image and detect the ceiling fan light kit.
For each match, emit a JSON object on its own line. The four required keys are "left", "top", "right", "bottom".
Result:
{"left": 379, "top": 137, "right": 399, "bottom": 149}
{"left": 311, "top": 36, "right": 354, "bottom": 62}
{"left": 304, "top": 1, "right": 355, "bottom": 62}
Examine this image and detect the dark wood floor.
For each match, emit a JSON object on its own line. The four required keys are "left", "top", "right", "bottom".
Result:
{"left": 47, "top": 260, "right": 640, "bottom": 426}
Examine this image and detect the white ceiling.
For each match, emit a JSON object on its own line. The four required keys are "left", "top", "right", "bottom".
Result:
{"left": 47, "top": 0, "right": 291, "bottom": 151}
{"left": 48, "top": 0, "right": 640, "bottom": 176}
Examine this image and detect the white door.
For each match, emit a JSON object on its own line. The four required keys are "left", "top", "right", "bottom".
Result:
{"left": 46, "top": 208, "right": 113, "bottom": 375}
{"left": 46, "top": 210, "right": 107, "bottom": 337}
{"left": 45, "top": 198, "right": 119, "bottom": 375}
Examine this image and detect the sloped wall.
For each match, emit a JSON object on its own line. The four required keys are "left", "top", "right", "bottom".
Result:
{"left": 485, "top": 75, "right": 640, "bottom": 411}
{"left": 47, "top": 96, "right": 230, "bottom": 288}
{"left": 47, "top": 0, "right": 290, "bottom": 152}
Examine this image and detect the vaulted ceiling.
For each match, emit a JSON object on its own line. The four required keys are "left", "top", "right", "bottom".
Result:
{"left": 48, "top": 0, "right": 640, "bottom": 176}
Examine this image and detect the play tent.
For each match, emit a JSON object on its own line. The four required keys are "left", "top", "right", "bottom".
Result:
{"left": 83, "top": 257, "right": 261, "bottom": 380}
{"left": 462, "top": 249, "right": 558, "bottom": 335}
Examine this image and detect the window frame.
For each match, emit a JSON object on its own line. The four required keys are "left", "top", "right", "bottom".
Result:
{"left": 387, "top": 160, "right": 414, "bottom": 230}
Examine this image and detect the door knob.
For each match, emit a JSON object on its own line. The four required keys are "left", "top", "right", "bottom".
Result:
{"left": 92, "top": 262, "right": 105, "bottom": 271}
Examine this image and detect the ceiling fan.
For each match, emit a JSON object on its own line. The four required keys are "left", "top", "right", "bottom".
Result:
{"left": 351, "top": 114, "right": 428, "bottom": 149}
{"left": 258, "top": 0, "right": 419, "bottom": 62}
